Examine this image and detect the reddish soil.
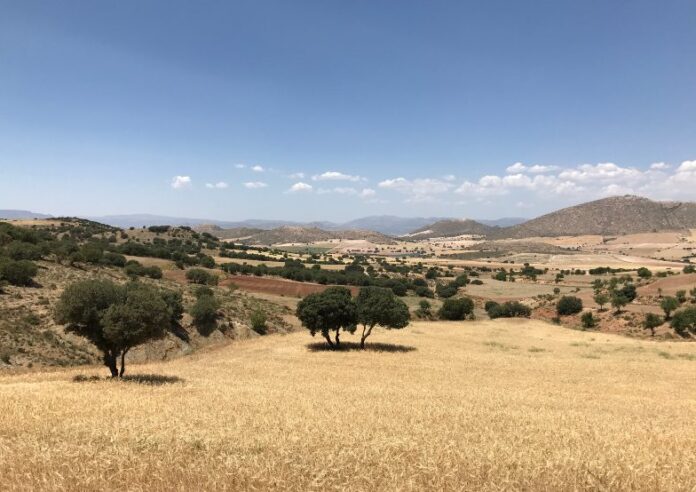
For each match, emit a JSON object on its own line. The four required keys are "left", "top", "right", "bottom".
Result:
{"left": 221, "top": 275, "right": 359, "bottom": 298}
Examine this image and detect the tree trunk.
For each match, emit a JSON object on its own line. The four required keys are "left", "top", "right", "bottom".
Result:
{"left": 335, "top": 331, "right": 341, "bottom": 347}
{"left": 360, "top": 324, "right": 374, "bottom": 349}
{"left": 119, "top": 349, "right": 129, "bottom": 378}
{"left": 323, "top": 332, "right": 335, "bottom": 348}
{"left": 104, "top": 352, "right": 118, "bottom": 378}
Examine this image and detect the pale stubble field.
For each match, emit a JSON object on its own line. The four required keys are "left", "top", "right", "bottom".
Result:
{"left": 1, "top": 320, "right": 695, "bottom": 491}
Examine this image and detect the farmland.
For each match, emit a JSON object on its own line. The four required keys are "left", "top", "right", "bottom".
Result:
{"left": 1, "top": 320, "right": 694, "bottom": 490}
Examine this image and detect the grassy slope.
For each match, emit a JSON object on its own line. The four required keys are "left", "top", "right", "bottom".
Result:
{"left": 0, "top": 320, "right": 695, "bottom": 490}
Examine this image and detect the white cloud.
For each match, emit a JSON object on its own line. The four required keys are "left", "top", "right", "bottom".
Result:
{"left": 378, "top": 177, "right": 452, "bottom": 200}
{"left": 505, "top": 162, "right": 559, "bottom": 174}
{"left": 289, "top": 172, "right": 305, "bottom": 179}
{"left": 205, "top": 182, "right": 228, "bottom": 189}
{"left": 676, "top": 160, "right": 696, "bottom": 172}
{"left": 234, "top": 164, "right": 246, "bottom": 169}
{"left": 251, "top": 165, "right": 264, "bottom": 172}
{"left": 650, "top": 162, "right": 670, "bottom": 170}
{"left": 360, "top": 188, "right": 376, "bottom": 198}
{"left": 171, "top": 176, "right": 192, "bottom": 189}
{"left": 312, "top": 171, "right": 364, "bottom": 182}
{"left": 287, "top": 182, "right": 313, "bottom": 193}
{"left": 443, "top": 174, "right": 456, "bottom": 181}
{"left": 244, "top": 181, "right": 268, "bottom": 189}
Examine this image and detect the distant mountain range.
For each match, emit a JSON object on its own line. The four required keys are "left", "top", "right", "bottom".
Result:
{"left": 0, "top": 211, "right": 525, "bottom": 236}
{"left": 6, "top": 195, "right": 695, "bottom": 241}
{"left": 0, "top": 210, "right": 52, "bottom": 220}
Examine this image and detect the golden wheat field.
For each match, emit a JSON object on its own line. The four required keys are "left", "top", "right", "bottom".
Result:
{"left": 1, "top": 320, "right": 695, "bottom": 491}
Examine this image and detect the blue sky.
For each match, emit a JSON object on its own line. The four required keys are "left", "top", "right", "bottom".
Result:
{"left": 1, "top": 1, "right": 695, "bottom": 221}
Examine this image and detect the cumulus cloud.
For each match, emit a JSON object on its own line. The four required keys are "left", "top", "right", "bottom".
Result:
{"left": 234, "top": 164, "right": 246, "bottom": 169}
{"left": 251, "top": 165, "right": 264, "bottom": 172}
{"left": 205, "top": 182, "right": 228, "bottom": 189}
{"left": 171, "top": 176, "right": 192, "bottom": 189}
{"left": 312, "top": 171, "right": 364, "bottom": 182}
{"left": 315, "top": 187, "right": 377, "bottom": 199}
{"left": 650, "top": 162, "right": 670, "bottom": 170}
{"left": 377, "top": 177, "right": 452, "bottom": 201}
{"left": 505, "top": 162, "right": 560, "bottom": 174}
{"left": 244, "top": 181, "right": 268, "bottom": 189}
{"left": 287, "top": 182, "right": 313, "bottom": 193}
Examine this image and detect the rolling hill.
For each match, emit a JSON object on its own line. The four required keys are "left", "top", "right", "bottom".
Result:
{"left": 405, "top": 219, "right": 496, "bottom": 239}
{"left": 495, "top": 195, "right": 696, "bottom": 238}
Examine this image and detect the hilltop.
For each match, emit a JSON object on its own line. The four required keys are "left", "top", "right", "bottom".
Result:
{"left": 409, "top": 196, "right": 696, "bottom": 239}
{"left": 406, "top": 219, "right": 496, "bottom": 239}
{"left": 495, "top": 195, "right": 696, "bottom": 238}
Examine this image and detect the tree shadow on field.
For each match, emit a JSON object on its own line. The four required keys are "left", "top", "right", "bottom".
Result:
{"left": 72, "top": 374, "right": 184, "bottom": 385}
{"left": 306, "top": 341, "right": 417, "bottom": 353}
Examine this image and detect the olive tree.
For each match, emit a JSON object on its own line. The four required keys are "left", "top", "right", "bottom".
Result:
{"left": 54, "top": 280, "right": 174, "bottom": 377}
{"left": 670, "top": 306, "right": 696, "bottom": 337}
{"left": 643, "top": 313, "right": 663, "bottom": 336}
{"left": 296, "top": 286, "right": 357, "bottom": 348}
{"left": 355, "top": 287, "right": 410, "bottom": 349}
{"left": 660, "top": 296, "right": 679, "bottom": 320}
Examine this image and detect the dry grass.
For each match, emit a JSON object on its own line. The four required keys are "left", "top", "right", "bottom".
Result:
{"left": 1, "top": 320, "right": 695, "bottom": 491}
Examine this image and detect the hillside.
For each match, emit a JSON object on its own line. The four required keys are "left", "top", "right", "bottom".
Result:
{"left": 236, "top": 226, "right": 396, "bottom": 245}
{"left": 496, "top": 195, "right": 696, "bottom": 238}
{"left": 406, "top": 219, "right": 496, "bottom": 239}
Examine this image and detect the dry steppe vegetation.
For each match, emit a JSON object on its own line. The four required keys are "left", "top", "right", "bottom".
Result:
{"left": 1, "top": 320, "right": 695, "bottom": 490}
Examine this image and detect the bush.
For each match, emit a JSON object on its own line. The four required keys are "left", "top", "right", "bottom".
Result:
{"left": 486, "top": 301, "right": 531, "bottom": 319}
{"left": 250, "top": 310, "right": 268, "bottom": 335}
{"left": 415, "top": 285, "right": 435, "bottom": 298}
{"left": 438, "top": 297, "right": 474, "bottom": 320}
{"left": 435, "top": 282, "right": 458, "bottom": 299}
{"left": 190, "top": 293, "right": 220, "bottom": 327}
{"left": 580, "top": 312, "right": 596, "bottom": 329}
{"left": 186, "top": 268, "right": 218, "bottom": 285}
{"left": 416, "top": 300, "right": 432, "bottom": 318}
{"left": 556, "top": 296, "right": 583, "bottom": 316}
{"left": 0, "top": 259, "right": 38, "bottom": 286}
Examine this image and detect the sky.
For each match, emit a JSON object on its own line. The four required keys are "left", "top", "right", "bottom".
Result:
{"left": 1, "top": 1, "right": 695, "bottom": 222}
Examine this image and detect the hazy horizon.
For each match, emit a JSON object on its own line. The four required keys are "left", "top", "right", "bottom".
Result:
{"left": 2, "top": 2, "right": 695, "bottom": 221}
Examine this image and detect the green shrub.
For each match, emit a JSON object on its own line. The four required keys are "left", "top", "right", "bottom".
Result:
{"left": 438, "top": 297, "right": 474, "bottom": 320}
{"left": 250, "top": 310, "right": 268, "bottom": 335}
{"left": 186, "top": 268, "right": 218, "bottom": 286}
{"left": 190, "top": 294, "right": 220, "bottom": 327}
{"left": 580, "top": 311, "right": 596, "bottom": 329}
{"left": 556, "top": 296, "right": 583, "bottom": 316}
{"left": 0, "top": 259, "right": 38, "bottom": 286}
{"left": 486, "top": 301, "right": 531, "bottom": 319}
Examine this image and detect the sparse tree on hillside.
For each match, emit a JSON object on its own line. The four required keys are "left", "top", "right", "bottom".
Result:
{"left": 660, "top": 296, "right": 679, "bottom": 320}
{"left": 296, "top": 286, "right": 357, "bottom": 348}
{"left": 670, "top": 306, "right": 696, "bottom": 337}
{"left": 643, "top": 313, "right": 663, "bottom": 336}
{"left": 54, "top": 280, "right": 173, "bottom": 377}
{"left": 594, "top": 293, "right": 609, "bottom": 311}
{"left": 611, "top": 293, "right": 628, "bottom": 314}
{"left": 355, "top": 287, "right": 410, "bottom": 348}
